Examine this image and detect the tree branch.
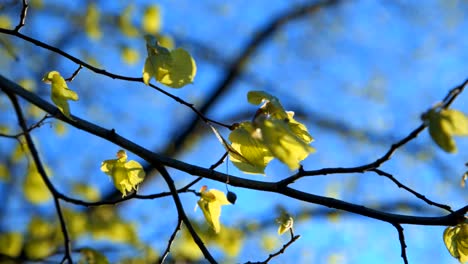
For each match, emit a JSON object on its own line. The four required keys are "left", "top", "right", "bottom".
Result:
{"left": 2, "top": 74, "right": 467, "bottom": 227}
{"left": 391, "top": 223, "right": 408, "bottom": 264}
{"left": 158, "top": 218, "right": 183, "bottom": 264}
{"left": 5, "top": 90, "right": 73, "bottom": 264}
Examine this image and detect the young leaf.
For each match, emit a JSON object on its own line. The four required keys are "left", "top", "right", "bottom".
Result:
{"left": 259, "top": 119, "right": 315, "bottom": 170}
{"left": 23, "top": 163, "right": 52, "bottom": 204}
{"left": 248, "top": 90, "right": 288, "bottom": 119}
{"left": 276, "top": 212, "right": 294, "bottom": 235}
{"left": 42, "top": 71, "right": 79, "bottom": 120}
{"left": 197, "top": 186, "right": 231, "bottom": 233}
{"left": 443, "top": 223, "right": 468, "bottom": 263}
{"left": 143, "top": 35, "right": 196, "bottom": 88}
{"left": 100, "top": 150, "right": 146, "bottom": 197}
{"left": 427, "top": 109, "right": 468, "bottom": 153}
{"left": 228, "top": 122, "right": 274, "bottom": 174}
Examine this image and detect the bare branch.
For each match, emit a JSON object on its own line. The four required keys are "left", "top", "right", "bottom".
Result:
{"left": 392, "top": 223, "right": 408, "bottom": 264}
{"left": 65, "top": 64, "right": 83, "bottom": 82}
{"left": 14, "top": 0, "right": 28, "bottom": 32}
{"left": 158, "top": 218, "right": 183, "bottom": 264}
{"left": 371, "top": 168, "right": 452, "bottom": 212}
{"left": 5, "top": 90, "right": 73, "bottom": 263}
{"left": 246, "top": 229, "right": 300, "bottom": 264}
{"left": 2, "top": 74, "right": 467, "bottom": 227}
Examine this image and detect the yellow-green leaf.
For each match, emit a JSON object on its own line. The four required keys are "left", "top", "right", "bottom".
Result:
{"left": 260, "top": 119, "right": 315, "bottom": 170}
{"left": 248, "top": 90, "right": 288, "bottom": 119}
{"left": 197, "top": 187, "right": 231, "bottom": 233}
{"left": 427, "top": 108, "right": 468, "bottom": 153}
{"left": 101, "top": 150, "right": 145, "bottom": 197}
{"left": 42, "top": 71, "right": 79, "bottom": 120}
{"left": 0, "top": 232, "right": 23, "bottom": 257}
{"left": 143, "top": 36, "right": 196, "bottom": 88}
{"left": 276, "top": 212, "right": 293, "bottom": 235}
{"left": 0, "top": 15, "right": 12, "bottom": 29}
{"left": 444, "top": 223, "right": 468, "bottom": 263}
{"left": 228, "top": 122, "right": 273, "bottom": 174}
{"left": 142, "top": 5, "right": 161, "bottom": 34}
{"left": 80, "top": 247, "right": 109, "bottom": 264}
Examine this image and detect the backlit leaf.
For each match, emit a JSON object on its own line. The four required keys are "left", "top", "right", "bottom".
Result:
{"left": 143, "top": 35, "right": 196, "bottom": 88}
{"left": 197, "top": 187, "right": 231, "bottom": 233}
{"left": 228, "top": 122, "right": 273, "bottom": 174}
{"left": 276, "top": 212, "right": 293, "bottom": 235}
{"left": 427, "top": 109, "right": 468, "bottom": 153}
{"left": 260, "top": 119, "right": 315, "bottom": 170}
{"left": 42, "top": 71, "right": 79, "bottom": 120}
{"left": 101, "top": 150, "right": 145, "bottom": 197}
{"left": 444, "top": 223, "right": 468, "bottom": 263}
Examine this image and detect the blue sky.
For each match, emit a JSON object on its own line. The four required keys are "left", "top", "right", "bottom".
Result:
{"left": 1, "top": 0, "right": 468, "bottom": 263}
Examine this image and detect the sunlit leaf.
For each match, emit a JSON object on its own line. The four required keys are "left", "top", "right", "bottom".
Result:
{"left": 197, "top": 187, "right": 231, "bottom": 233}
{"left": 444, "top": 223, "right": 468, "bottom": 263}
{"left": 260, "top": 119, "right": 315, "bottom": 170}
{"left": 248, "top": 90, "right": 288, "bottom": 119}
{"left": 142, "top": 5, "right": 161, "bottom": 34}
{"left": 79, "top": 247, "right": 109, "bottom": 264}
{"left": 84, "top": 3, "right": 102, "bottom": 40}
{"left": 0, "top": 232, "right": 23, "bottom": 257}
{"left": 23, "top": 163, "right": 52, "bottom": 204}
{"left": 18, "top": 78, "right": 37, "bottom": 92}
{"left": 228, "top": 122, "right": 273, "bottom": 174}
{"left": 276, "top": 212, "right": 293, "bottom": 235}
{"left": 143, "top": 35, "right": 196, "bottom": 88}
{"left": 427, "top": 109, "right": 468, "bottom": 153}
{"left": 101, "top": 150, "right": 145, "bottom": 197}
{"left": 42, "top": 71, "right": 79, "bottom": 120}
{"left": 158, "top": 34, "right": 175, "bottom": 49}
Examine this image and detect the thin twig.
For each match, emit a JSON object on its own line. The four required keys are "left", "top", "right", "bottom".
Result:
{"left": 371, "top": 168, "right": 452, "bottom": 212}
{"left": 0, "top": 28, "right": 231, "bottom": 129}
{"left": 5, "top": 91, "right": 73, "bottom": 263}
{"left": 246, "top": 229, "right": 300, "bottom": 264}
{"left": 65, "top": 65, "right": 83, "bottom": 82}
{"left": 279, "top": 79, "right": 468, "bottom": 186}
{"left": 0, "top": 114, "right": 51, "bottom": 139}
{"left": 14, "top": 0, "right": 28, "bottom": 32}
{"left": 391, "top": 223, "right": 408, "bottom": 264}
{"left": 2, "top": 74, "right": 468, "bottom": 227}
{"left": 158, "top": 218, "right": 183, "bottom": 264}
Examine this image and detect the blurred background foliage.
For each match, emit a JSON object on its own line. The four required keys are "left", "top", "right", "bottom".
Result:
{"left": 1, "top": 0, "right": 468, "bottom": 263}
